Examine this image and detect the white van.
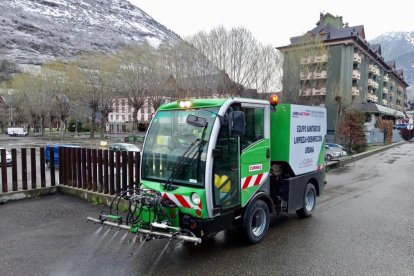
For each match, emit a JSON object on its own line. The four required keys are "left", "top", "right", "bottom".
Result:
{"left": 7, "top": 127, "right": 28, "bottom": 137}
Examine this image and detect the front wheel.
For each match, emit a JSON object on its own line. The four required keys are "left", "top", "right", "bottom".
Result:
{"left": 296, "top": 183, "right": 317, "bottom": 218}
{"left": 242, "top": 199, "right": 269, "bottom": 244}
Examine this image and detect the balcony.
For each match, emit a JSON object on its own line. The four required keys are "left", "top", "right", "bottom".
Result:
{"left": 352, "top": 70, "right": 361, "bottom": 80}
{"left": 313, "top": 71, "right": 327, "bottom": 79}
{"left": 352, "top": 87, "right": 360, "bottom": 97}
{"left": 390, "top": 92, "right": 394, "bottom": 98}
{"left": 368, "top": 79, "right": 378, "bottom": 88}
{"left": 300, "top": 88, "right": 312, "bottom": 96}
{"left": 367, "top": 93, "right": 378, "bottom": 103}
{"left": 397, "top": 96, "right": 402, "bottom": 101}
{"left": 382, "top": 99, "right": 388, "bottom": 105}
{"left": 300, "top": 72, "right": 313, "bottom": 80}
{"left": 383, "top": 87, "right": 388, "bottom": 94}
{"left": 312, "top": 87, "right": 326, "bottom": 96}
{"left": 374, "top": 67, "right": 380, "bottom": 76}
{"left": 300, "top": 57, "right": 312, "bottom": 65}
{"left": 368, "top": 64, "right": 376, "bottom": 74}
{"left": 353, "top": 53, "right": 362, "bottom": 63}
{"left": 314, "top": 54, "right": 328, "bottom": 63}
{"left": 383, "top": 75, "right": 389, "bottom": 82}
{"left": 389, "top": 103, "right": 394, "bottom": 108}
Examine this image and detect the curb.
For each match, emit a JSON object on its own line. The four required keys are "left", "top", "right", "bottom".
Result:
{"left": 0, "top": 186, "right": 58, "bottom": 203}
{"left": 326, "top": 141, "right": 406, "bottom": 169}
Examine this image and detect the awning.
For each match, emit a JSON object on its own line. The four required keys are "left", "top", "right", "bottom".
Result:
{"left": 356, "top": 103, "right": 405, "bottom": 118}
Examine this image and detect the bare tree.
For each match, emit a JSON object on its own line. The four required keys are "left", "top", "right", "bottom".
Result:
{"left": 74, "top": 53, "right": 119, "bottom": 138}
{"left": 187, "top": 26, "right": 282, "bottom": 93}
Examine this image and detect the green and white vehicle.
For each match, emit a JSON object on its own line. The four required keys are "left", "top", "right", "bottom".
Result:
{"left": 88, "top": 97, "right": 327, "bottom": 244}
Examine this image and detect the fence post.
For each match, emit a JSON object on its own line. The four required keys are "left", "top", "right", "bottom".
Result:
{"left": 11, "top": 149, "right": 17, "bottom": 191}
{"left": 71, "top": 147, "right": 76, "bottom": 187}
{"left": 59, "top": 147, "right": 63, "bottom": 184}
{"left": 128, "top": 151, "right": 133, "bottom": 190}
{"left": 87, "top": 148, "right": 92, "bottom": 190}
{"left": 109, "top": 150, "right": 114, "bottom": 195}
{"left": 82, "top": 148, "right": 87, "bottom": 189}
{"left": 1, "top": 149, "right": 7, "bottom": 193}
{"left": 77, "top": 148, "right": 82, "bottom": 188}
{"left": 103, "top": 150, "right": 109, "bottom": 194}
{"left": 122, "top": 151, "right": 127, "bottom": 192}
{"left": 31, "top": 148, "right": 36, "bottom": 189}
{"left": 98, "top": 149, "right": 103, "bottom": 193}
{"left": 115, "top": 151, "right": 121, "bottom": 194}
{"left": 92, "top": 149, "right": 97, "bottom": 192}
{"left": 50, "top": 147, "right": 55, "bottom": 186}
{"left": 21, "top": 148, "right": 27, "bottom": 190}
{"left": 40, "top": 147, "right": 46, "bottom": 188}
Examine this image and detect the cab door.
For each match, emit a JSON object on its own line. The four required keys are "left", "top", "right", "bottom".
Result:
{"left": 213, "top": 116, "right": 240, "bottom": 210}
{"left": 239, "top": 103, "right": 270, "bottom": 207}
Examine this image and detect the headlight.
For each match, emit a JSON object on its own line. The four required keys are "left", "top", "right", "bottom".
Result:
{"left": 191, "top": 193, "right": 201, "bottom": 205}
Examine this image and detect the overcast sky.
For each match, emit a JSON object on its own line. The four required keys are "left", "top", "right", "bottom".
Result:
{"left": 130, "top": 0, "right": 414, "bottom": 47}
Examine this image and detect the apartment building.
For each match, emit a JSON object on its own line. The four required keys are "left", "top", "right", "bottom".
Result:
{"left": 277, "top": 13, "right": 409, "bottom": 135}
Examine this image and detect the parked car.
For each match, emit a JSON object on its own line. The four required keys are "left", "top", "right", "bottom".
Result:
{"left": 109, "top": 143, "right": 140, "bottom": 164}
{"left": 325, "top": 144, "right": 347, "bottom": 161}
{"left": 45, "top": 144, "right": 81, "bottom": 168}
{"left": 326, "top": 143, "right": 348, "bottom": 155}
{"left": 394, "top": 123, "right": 408, "bottom": 130}
{"left": 109, "top": 143, "right": 140, "bottom": 153}
{"left": 0, "top": 147, "right": 12, "bottom": 166}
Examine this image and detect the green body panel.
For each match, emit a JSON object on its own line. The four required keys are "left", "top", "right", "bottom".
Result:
{"left": 317, "top": 138, "right": 327, "bottom": 166}
{"left": 270, "top": 104, "right": 291, "bottom": 162}
{"left": 240, "top": 139, "right": 270, "bottom": 206}
{"left": 141, "top": 180, "right": 209, "bottom": 220}
{"left": 158, "top": 99, "right": 227, "bottom": 111}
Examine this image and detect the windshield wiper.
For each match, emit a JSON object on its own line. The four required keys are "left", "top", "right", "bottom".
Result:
{"left": 164, "top": 138, "right": 204, "bottom": 190}
{"left": 164, "top": 121, "right": 209, "bottom": 190}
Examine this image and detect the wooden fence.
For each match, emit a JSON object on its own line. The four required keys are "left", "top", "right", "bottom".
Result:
{"left": 0, "top": 147, "right": 140, "bottom": 195}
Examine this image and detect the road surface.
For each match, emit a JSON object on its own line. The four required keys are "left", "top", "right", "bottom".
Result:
{"left": 0, "top": 143, "right": 413, "bottom": 275}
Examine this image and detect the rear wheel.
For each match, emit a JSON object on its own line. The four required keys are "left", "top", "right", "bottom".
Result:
{"left": 296, "top": 183, "right": 317, "bottom": 218}
{"left": 242, "top": 199, "right": 269, "bottom": 244}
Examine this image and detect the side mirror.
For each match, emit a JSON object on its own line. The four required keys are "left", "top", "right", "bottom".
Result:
{"left": 230, "top": 111, "right": 245, "bottom": 137}
{"left": 186, "top": 114, "right": 207, "bottom": 128}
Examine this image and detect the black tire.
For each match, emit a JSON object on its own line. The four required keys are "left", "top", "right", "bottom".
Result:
{"left": 242, "top": 199, "right": 270, "bottom": 244}
{"left": 296, "top": 183, "right": 317, "bottom": 218}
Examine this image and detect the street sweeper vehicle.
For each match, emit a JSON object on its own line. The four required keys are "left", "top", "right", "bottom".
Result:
{"left": 87, "top": 96, "right": 327, "bottom": 244}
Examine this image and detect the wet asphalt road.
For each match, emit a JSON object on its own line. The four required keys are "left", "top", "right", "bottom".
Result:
{"left": 1, "top": 143, "right": 414, "bottom": 275}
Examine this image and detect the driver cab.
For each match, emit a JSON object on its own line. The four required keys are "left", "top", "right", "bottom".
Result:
{"left": 213, "top": 100, "right": 270, "bottom": 211}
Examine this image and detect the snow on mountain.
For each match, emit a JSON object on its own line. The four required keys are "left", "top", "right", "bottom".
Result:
{"left": 0, "top": 0, "right": 183, "bottom": 66}
{"left": 370, "top": 31, "right": 414, "bottom": 86}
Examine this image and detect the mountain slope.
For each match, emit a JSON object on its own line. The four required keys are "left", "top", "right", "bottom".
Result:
{"left": 370, "top": 32, "right": 414, "bottom": 86}
{"left": 0, "top": 0, "right": 183, "bottom": 66}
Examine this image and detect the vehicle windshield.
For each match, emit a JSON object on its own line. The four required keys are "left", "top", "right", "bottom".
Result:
{"left": 141, "top": 107, "right": 219, "bottom": 187}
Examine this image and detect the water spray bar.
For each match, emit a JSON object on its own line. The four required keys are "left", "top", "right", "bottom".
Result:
{"left": 86, "top": 216, "right": 202, "bottom": 244}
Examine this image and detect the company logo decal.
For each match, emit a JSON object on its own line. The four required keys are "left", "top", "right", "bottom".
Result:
{"left": 249, "top": 164, "right": 262, "bottom": 172}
